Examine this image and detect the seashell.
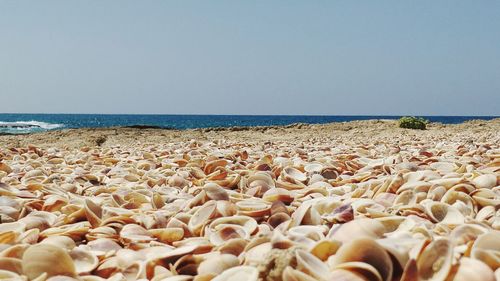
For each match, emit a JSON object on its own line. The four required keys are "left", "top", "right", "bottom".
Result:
{"left": 282, "top": 167, "right": 307, "bottom": 183}
{"left": 440, "top": 190, "right": 475, "bottom": 215}
{"left": 471, "top": 189, "right": 500, "bottom": 207}
{"left": 374, "top": 216, "right": 406, "bottom": 233}
{"left": 203, "top": 183, "right": 229, "bottom": 200}
{"left": 42, "top": 195, "right": 68, "bottom": 212}
{"left": 84, "top": 199, "right": 102, "bottom": 228}
{"left": 155, "top": 276, "right": 193, "bottom": 281}
{"left": 0, "top": 257, "right": 23, "bottom": 274}
{"left": 122, "top": 261, "right": 146, "bottom": 280}
{"left": 204, "top": 159, "right": 228, "bottom": 175}
{"left": 86, "top": 226, "right": 119, "bottom": 241}
{"left": 87, "top": 238, "right": 122, "bottom": 256}
{"left": 152, "top": 192, "right": 165, "bottom": 209}
{"left": 149, "top": 228, "right": 184, "bottom": 244}
{"left": 0, "top": 221, "right": 25, "bottom": 237}
{"left": 188, "top": 201, "right": 219, "bottom": 235}
{"left": 46, "top": 276, "right": 81, "bottom": 281}
{"left": 273, "top": 157, "right": 291, "bottom": 167}
{"left": 449, "top": 224, "right": 488, "bottom": 246}
{"left": 216, "top": 238, "right": 248, "bottom": 256}
{"left": 288, "top": 225, "right": 327, "bottom": 243}
{"left": 295, "top": 249, "right": 331, "bottom": 280}
{"left": 428, "top": 177, "right": 465, "bottom": 189}
{"left": 120, "top": 224, "right": 155, "bottom": 243}
{"left": 397, "top": 181, "right": 432, "bottom": 195}
{"left": 208, "top": 225, "right": 249, "bottom": 246}
{"left": 268, "top": 212, "right": 291, "bottom": 228}
{"left": 124, "top": 173, "right": 140, "bottom": 182}
{"left": 0, "top": 197, "right": 20, "bottom": 210}
{"left": 416, "top": 238, "right": 453, "bottom": 281}
{"left": 236, "top": 199, "right": 271, "bottom": 217}
{"left": 197, "top": 253, "right": 239, "bottom": 276}
{"left": 262, "top": 188, "right": 294, "bottom": 204}
{"left": 168, "top": 174, "right": 189, "bottom": 188}
{"left": 422, "top": 201, "right": 465, "bottom": 226}
{"left": 0, "top": 244, "right": 29, "bottom": 259}
{"left": 430, "top": 161, "right": 457, "bottom": 173}
{"left": 0, "top": 232, "right": 17, "bottom": 244}
{"left": 207, "top": 216, "right": 257, "bottom": 246}
{"left": 0, "top": 269, "right": 24, "bottom": 281}
{"left": 210, "top": 173, "right": 241, "bottom": 189}
{"left": 333, "top": 262, "right": 384, "bottom": 281}
{"left": 310, "top": 239, "right": 341, "bottom": 261}
{"left": 247, "top": 172, "right": 276, "bottom": 190}
{"left": 328, "top": 218, "right": 386, "bottom": 243}
{"left": 320, "top": 167, "right": 338, "bottom": 180}
{"left": 0, "top": 163, "right": 12, "bottom": 174}
{"left": 276, "top": 179, "right": 307, "bottom": 190}
{"left": 476, "top": 205, "right": 496, "bottom": 223}
{"left": 290, "top": 202, "right": 321, "bottom": 227}
{"left": 269, "top": 229, "right": 294, "bottom": 249}
{"left": 304, "top": 163, "right": 324, "bottom": 174}
{"left": 472, "top": 174, "right": 497, "bottom": 189}
{"left": 470, "top": 232, "right": 500, "bottom": 270}
{"left": 172, "top": 254, "right": 202, "bottom": 275}
{"left": 452, "top": 257, "right": 495, "bottom": 281}
{"left": 376, "top": 236, "right": 419, "bottom": 273}
{"left": 22, "top": 244, "right": 76, "bottom": 279}
{"left": 243, "top": 242, "right": 272, "bottom": 266}
{"left": 328, "top": 268, "right": 369, "bottom": 281}
{"left": 69, "top": 248, "right": 99, "bottom": 274}
{"left": 332, "top": 238, "right": 393, "bottom": 281}
{"left": 309, "top": 173, "right": 325, "bottom": 184}
{"left": 282, "top": 266, "right": 319, "bottom": 281}
{"left": 0, "top": 206, "right": 19, "bottom": 222}
{"left": 324, "top": 203, "right": 354, "bottom": 224}
{"left": 41, "top": 236, "right": 76, "bottom": 250}
{"left": 211, "top": 266, "right": 258, "bottom": 281}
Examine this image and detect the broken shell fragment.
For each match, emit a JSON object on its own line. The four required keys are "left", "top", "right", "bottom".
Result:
{"left": 22, "top": 244, "right": 76, "bottom": 280}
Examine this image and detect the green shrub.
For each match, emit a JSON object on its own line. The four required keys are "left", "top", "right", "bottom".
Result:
{"left": 398, "top": 116, "right": 428, "bottom": 130}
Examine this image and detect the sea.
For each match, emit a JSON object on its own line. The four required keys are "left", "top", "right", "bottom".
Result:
{"left": 0, "top": 114, "right": 497, "bottom": 134}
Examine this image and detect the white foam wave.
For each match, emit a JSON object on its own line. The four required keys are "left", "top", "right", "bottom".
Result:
{"left": 0, "top": 120, "right": 64, "bottom": 133}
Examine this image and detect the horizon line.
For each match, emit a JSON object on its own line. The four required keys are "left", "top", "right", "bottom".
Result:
{"left": 0, "top": 112, "right": 499, "bottom": 117}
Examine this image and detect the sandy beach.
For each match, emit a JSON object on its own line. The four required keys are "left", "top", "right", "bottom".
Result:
{"left": 0, "top": 119, "right": 499, "bottom": 280}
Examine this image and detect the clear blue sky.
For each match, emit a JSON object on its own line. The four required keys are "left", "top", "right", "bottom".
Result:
{"left": 1, "top": 1, "right": 499, "bottom": 115}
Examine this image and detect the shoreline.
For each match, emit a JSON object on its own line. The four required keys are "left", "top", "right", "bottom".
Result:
{"left": 1, "top": 118, "right": 499, "bottom": 149}
{"left": 1, "top": 116, "right": 499, "bottom": 133}
{"left": 0, "top": 116, "right": 498, "bottom": 134}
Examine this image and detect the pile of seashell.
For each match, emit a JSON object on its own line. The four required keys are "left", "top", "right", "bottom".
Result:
{"left": 0, "top": 139, "right": 498, "bottom": 281}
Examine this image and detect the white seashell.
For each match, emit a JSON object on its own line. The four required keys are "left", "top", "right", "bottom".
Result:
{"left": 416, "top": 238, "right": 453, "bottom": 281}
{"left": 472, "top": 174, "right": 497, "bottom": 189}
{"left": 452, "top": 257, "right": 495, "bottom": 281}
{"left": 211, "top": 266, "right": 259, "bottom": 281}
{"left": 470, "top": 232, "right": 500, "bottom": 270}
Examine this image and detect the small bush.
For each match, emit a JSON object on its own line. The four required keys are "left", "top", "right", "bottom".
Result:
{"left": 398, "top": 116, "right": 428, "bottom": 130}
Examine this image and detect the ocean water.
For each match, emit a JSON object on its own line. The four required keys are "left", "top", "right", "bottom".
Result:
{"left": 0, "top": 114, "right": 497, "bottom": 134}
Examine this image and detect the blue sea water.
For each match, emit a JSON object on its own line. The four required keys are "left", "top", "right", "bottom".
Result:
{"left": 0, "top": 114, "right": 497, "bottom": 134}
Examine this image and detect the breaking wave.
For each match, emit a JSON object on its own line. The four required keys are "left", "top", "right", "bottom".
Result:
{"left": 0, "top": 121, "right": 64, "bottom": 134}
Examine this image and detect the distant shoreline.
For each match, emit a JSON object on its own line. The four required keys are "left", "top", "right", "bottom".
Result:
{"left": 1, "top": 118, "right": 499, "bottom": 150}
{"left": 0, "top": 117, "right": 499, "bottom": 136}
